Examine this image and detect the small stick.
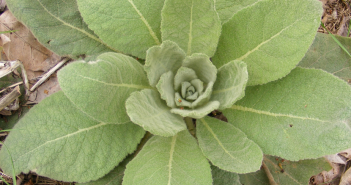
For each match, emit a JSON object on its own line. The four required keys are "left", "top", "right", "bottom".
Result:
{"left": 30, "top": 58, "right": 69, "bottom": 92}
{"left": 0, "top": 86, "right": 21, "bottom": 111}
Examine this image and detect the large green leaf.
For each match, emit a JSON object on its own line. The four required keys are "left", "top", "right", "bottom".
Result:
{"left": 211, "top": 60, "right": 248, "bottom": 110}
{"left": 161, "top": 0, "right": 221, "bottom": 57}
{"left": 77, "top": 0, "right": 164, "bottom": 59}
{"left": 260, "top": 156, "right": 331, "bottom": 185}
{"left": 239, "top": 156, "right": 331, "bottom": 185}
{"left": 197, "top": 116, "right": 263, "bottom": 173}
{"left": 212, "top": 0, "right": 322, "bottom": 86}
{"left": 6, "top": 0, "right": 115, "bottom": 58}
{"left": 78, "top": 155, "right": 133, "bottom": 185}
{"left": 0, "top": 91, "right": 145, "bottom": 183}
{"left": 211, "top": 165, "right": 241, "bottom": 185}
{"left": 123, "top": 130, "right": 212, "bottom": 185}
{"left": 223, "top": 67, "right": 351, "bottom": 160}
{"left": 215, "top": 0, "right": 263, "bottom": 24}
{"left": 126, "top": 89, "right": 186, "bottom": 137}
{"left": 58, "top": 52, "right": 151, "bottom": 124}
{"left": 299, "top": 32, "right": 351, "bottom": 82}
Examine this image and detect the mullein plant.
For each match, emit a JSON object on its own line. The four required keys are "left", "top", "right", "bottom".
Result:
{"left": 0, "top": 0, "right": 351, "bottom": 184}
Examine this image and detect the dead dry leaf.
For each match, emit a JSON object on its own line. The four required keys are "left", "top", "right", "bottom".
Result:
{"left": 0, "top": 10, "right": 60, "bottom": 80}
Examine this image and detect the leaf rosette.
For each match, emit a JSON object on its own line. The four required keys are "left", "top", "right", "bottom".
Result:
{"left": 126, "top": 41, "right": 249, "bottom": 137}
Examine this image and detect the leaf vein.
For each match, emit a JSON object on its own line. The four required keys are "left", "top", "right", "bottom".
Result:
{"left": 128, "top": 0, "right": 161, "bottom": 45}
{"left": 230, "top": 105, "right": 332, "bottom": 123}
{"left": 35, "top": 0, "right": 119, "bottom": 52}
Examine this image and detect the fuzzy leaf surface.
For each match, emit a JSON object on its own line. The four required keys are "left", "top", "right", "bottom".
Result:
{"left": 126, "top": 89, "right": 186, "bottom": 137}
{"left": 215, "top": 0, "right": 263, "bottom": 24}
{"left": 6, "top": 0, "right": 115, "bottom": 58}
{"left": 161, "top": 0, "right": 221, "bottom": 57}
{"left": 212, "top": 0, "right": 322, "bottom": 85}
{"left": 239, "top": 156, "right": 331, "bottom": 184}
{"left": 299, "top": 32, "right": 351, "bottom": 82}
{"left": 0, "top": 91, "right": 145, "bottom": 183}
{"left": 211, "top": 60, "right": 248, "bottom": 110}
{"left": 223, "top": 67, "right": 351, "bottom": 160}
{"left": 78, "top": 156, "right": 133, "bottom": 185}
{"left": 77, "top": 0, "right": 164, "bottom": 59}
{"left": 145, "top": 40, "right": 185, "bottom": 87}
{"left": 58, "top": 52, "right": 151, "bottom": 124}
{"left": 197, "top": 116, "right": 263, "bottom": 173}
{"left": 123, "top": 130, "right": 212, "bottom": 185}
{"left": 260, "top": 156, "right": 331, "bottom": 185}
{"left": 211, "top": 165, "right": 241, "bottom": 185}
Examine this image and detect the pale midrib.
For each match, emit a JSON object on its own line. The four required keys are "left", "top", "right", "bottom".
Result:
{"left": 167, "top": 134, "right": 177, "bottom": 185}
{"left": 231, "top": 105, "right": 331, "bottom": 123}
{"left": 236, "top": 18, "right": 301, "bottom": 61}
{"left": 15, "top": 122, "right": 110, "bottom": 162}
{"left": 36, "top": 0, "right": 119, "bottom": 53}
{"left": 200, "top": 119, "right": 244, "bottom": 164}
{"left": 187, "top": 1, "right": 194, "bottom": 56}
{"left": 78, "top": 75, "right": 152, "bottom": 89}
{"left": 128, "top": 0, "right": 161, "bottom": 45}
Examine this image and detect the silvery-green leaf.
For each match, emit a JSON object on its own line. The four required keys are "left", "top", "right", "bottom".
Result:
{"left": 191, "top": 79, "right": 204, "bottom": 95}
{"left": 58, "top": 52, "right": 151, "bottom": 124}
{"left": 174, "top": 67, "right": 198, "bottom": 91}
{"left": 197, "top": 116, "right": 263, "bottom": 173}
{"left": 212, "top": 0, "right": 323, "bottom": 86}
{"left": 78, "top": 155, "right": 133, "bottom": 185}
{"left": 299, "top": 32, "right": 351, "bottom": 82}
{"left": 123, "top": 130, "right": 212, "bottom": 185}
{"left": 211, "top": 165, "right": 241, "bottom": 185}
{"left": 175, "top": 93, "right": 193, "bottom": 107}
{"left": 215, "top": 0, "right": 263, "bottom": 24}
{"left": 77, "top": 0, "right": 164, "bottom": 59}
{"left": 223, "top": 67, "right": 351, "bottom": 160}
{"left": 211, "top": 60, "right": 248, "bottom": 110}
{"left": 126, "top": 89, "right": 186, "bottom": 137}
{"left": 171, "top": 100, "right": 220, "bottom": 119}
{"left": 6, "top": 0, "right": 115, "bottom": 58}
{"left": 0, "top": 91, "right": 145, "bottom": 183}
{"left": 145, "top": 40, "right": 185, "bottom": 87}
{"left": 191, "top": 81, "right": 214, "bottom": 108}
{"left": 156, "top": 71, "right": 176, "bottom": 108}
{"left": 182, "top": 53, "right": 217, "bottom": 84}
{"left": 161, "top": 0, "right": 221, "bottom": 57}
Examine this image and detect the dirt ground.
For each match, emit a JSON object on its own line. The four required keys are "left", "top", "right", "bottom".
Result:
{"left": 0, "top": 0, "right": 350, "bottom": 184}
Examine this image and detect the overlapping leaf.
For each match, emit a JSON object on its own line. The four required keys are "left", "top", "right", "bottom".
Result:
{"left": 215, "top": 0, "right": 263, "bottom": 24}
{"left": 123, "top": 130, "right": 212, "bottom": 185}
{"left": 0, "top": 91, "right": 145, "bottom": 183}
{"left": 197, "top": 117, "right": 263, "bottom": 173}
{"left": 211, "top": 60, "right": 248, "bottom": 110}
{"left": 78, "top": 155, "right": 133, "bottom": 185}
{"left": 126, "top": 89, "right": 186, "bottom": 137}
{"left": 77, "top": 0, "right": 164, "bottom": 59}
{"left": 58, "top": 52, "right": 151, "bottom": 124}
{"left": 211, "top": 165, "right": 241, "bottom": 185}
{"left": 161, "top": 0, "right": 221, "bottom": 57}
{"left": 299, "top": 32, "right": 351, "bottom": 82}
{"left": 6, "top": 0, "right": 115, "bottom": 58}
{"left": 223, "top": 67, "right": 351, "bottom": 160}
{"left": 212, "top": 0, "right": 323, "bottom": 85}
